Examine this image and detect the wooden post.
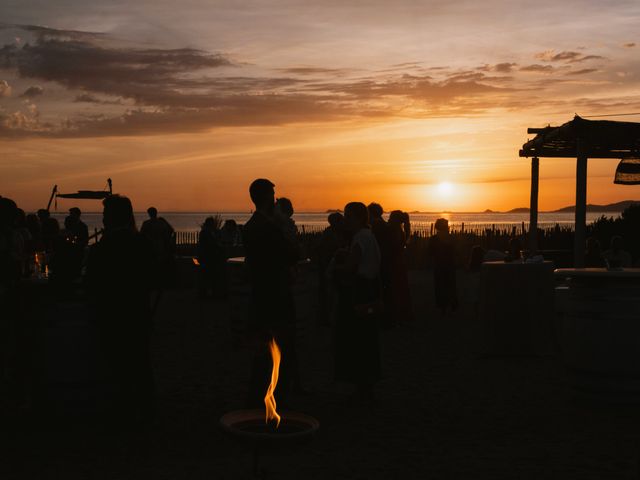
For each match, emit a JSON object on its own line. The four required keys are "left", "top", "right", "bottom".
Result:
{"left": 529, "top": 157, "right": 539, "bottom": 254}
{"left": 574, "top": 141, "right": 588, "bottom": 267}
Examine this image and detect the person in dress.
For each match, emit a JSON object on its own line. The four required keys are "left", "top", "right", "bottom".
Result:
{"left": 197, "top": 216, "right": 225, "bottom": 299}
{"left": 333, "top": 202, "right": 382, "bottom": 405}
{"left": 428, "top": 218, "right": 458, "bottom": 315}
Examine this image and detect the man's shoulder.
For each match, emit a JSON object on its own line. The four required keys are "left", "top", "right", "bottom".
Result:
{"left": 244, "top": 212, "right": 271, "bottom": 231}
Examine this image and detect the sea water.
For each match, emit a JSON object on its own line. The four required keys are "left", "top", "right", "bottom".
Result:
{"left": 49, "top": 211, "right": 616, "bottom": 233}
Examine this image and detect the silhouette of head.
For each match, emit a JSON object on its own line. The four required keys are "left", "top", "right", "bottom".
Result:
{"left": 434, "top": 218, "right": 449, "bottom": 233}
{"left": 147, "top": 207, "right": 158, "bottom": 219}
{"left": 37, "top": 208, "right": 50, "bottom": 221}
{"left": 249, "top": 179, "right": 275, "bottom": 211}
{"left": 276, "top": 197, "right": 294, "bottom": 218}
{"left": 388, "top": 210, "right": 404, "bottom": 226}
{"left": 223, "top": 219, "right": 237, "bottom": 230}
{"left": 345, "top": 202, "right": 369, "bottom": 232}
{"left": 16, "top": 208, "right": 26, "bottom": 228}
{"left": 202, "top": 216, "right": 218, "bottom": 231}
{"left": 367, "top": 203, "right": 383, "bottom": 221}
{"left": 103, "top": 195, "right": 136, "bottom": 232}
{"left": 327, "top": 212, "right": 344, "bottom": 228}
{"left": 69, "top": 207, "right": 81, "bottom": 218}
{"left": 0, "top": 197, "right": 18, "bottom": 228}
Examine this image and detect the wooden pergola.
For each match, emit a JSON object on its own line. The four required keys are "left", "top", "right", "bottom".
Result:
{"left": 520, "top": 115, "right": 640, "bottom": 267}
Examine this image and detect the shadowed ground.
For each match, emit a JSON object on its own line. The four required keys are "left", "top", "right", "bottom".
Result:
{"left": 1, "top": 271, "right": 639, "bottom": 479}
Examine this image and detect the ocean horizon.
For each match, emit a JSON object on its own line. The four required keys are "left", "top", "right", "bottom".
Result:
{"left": 48, "top": 210, "right": 623, "bottom": 233}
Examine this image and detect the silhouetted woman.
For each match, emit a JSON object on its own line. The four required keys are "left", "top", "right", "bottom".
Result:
{"left": 197, "top": 216, "right": 225, "bottom": 298}
{"left": 86, "top": 195, "right": 155, "bottom": 428}
{"left": 333, "top": 202, "right": 381, "bottom": 404}
{"left": 388, "top": 210, "right": 413, "bottom": 324}
{"left": 428, "top": 218, "right": 457, "bottom": 315}
{"left": 315, "top": 212, "right": 347, "bottom": 325}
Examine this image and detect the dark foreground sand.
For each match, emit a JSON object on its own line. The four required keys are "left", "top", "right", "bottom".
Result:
{"left": 2, "top": 271, "right": 640, "bottom": 479}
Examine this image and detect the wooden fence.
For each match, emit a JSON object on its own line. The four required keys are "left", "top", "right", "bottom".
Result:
{"left": 174, "top": 221, "right": 576, "bottom": 247}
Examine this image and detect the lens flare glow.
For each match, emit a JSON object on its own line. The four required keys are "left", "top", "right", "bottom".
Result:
{"left": 437, "top": 181, "right": 454, "bottom": 196}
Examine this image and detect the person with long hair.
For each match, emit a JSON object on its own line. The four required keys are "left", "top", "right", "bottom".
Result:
{"left": 86, "top": 195, "right": 155, "bottom": 428}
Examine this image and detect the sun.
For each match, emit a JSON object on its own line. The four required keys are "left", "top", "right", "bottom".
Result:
{"left": 436, "top": 181, "right": 455, "bottom": 196}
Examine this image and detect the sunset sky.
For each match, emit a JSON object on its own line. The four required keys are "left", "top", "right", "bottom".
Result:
{"left": 1, "top": 0, "right": 639, "bottom": 212}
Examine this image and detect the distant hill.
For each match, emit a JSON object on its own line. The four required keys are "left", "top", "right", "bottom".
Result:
{"left": 505, "top": 207, "right": 530, "bottom": 213}
{"left": 551, "top": 200, "right": 640, "bottom": 213}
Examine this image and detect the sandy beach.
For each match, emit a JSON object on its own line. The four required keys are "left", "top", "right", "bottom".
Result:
{"left": 1, "top": 270, "right": 639, "bottom": 479}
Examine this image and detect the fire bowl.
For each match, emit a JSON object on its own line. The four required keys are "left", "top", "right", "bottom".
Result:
{"left": 220, "top": 409, "right": 319, "bottom": 445}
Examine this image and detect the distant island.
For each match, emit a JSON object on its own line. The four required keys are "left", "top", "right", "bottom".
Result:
{"left": 550, "top": 200, "right": 640, "bottom": 213}
{"left": 320, "top": 200, "right": 640, "bottom": 215}
{"left": 480, "top": 200, "right": 640, "bottom": 214}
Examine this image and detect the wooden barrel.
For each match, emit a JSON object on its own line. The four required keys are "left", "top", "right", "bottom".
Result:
{"left": 556, "top": 268, "right": 640, "bottom": 401}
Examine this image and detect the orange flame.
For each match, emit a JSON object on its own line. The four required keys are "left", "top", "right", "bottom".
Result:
{"left": 192, "top": 258, "right": 200, "bottom": 266}
{"left": 264, "top": 337, "right": 281, "bottom": 428}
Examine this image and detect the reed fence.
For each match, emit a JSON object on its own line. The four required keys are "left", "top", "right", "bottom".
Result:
{"left": 172, "top": 222, "right": 579, "bottom": 267}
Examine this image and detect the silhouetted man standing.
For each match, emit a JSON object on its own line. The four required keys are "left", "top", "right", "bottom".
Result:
{"left": 243, "top": 179, "right": 299, "bottom": 406}
{"left": 68, "top": 207, "right": 89, "bottom": 247}
{"left": 141, "top": 207, "right": 176, "bottom": 287}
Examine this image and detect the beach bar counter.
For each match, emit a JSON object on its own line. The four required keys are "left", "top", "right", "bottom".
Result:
{"left": 555, "top": 268, "right": 640, "bottom": 401}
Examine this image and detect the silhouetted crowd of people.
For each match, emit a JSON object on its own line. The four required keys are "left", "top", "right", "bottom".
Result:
{"left": 5, "top": 183, "right": 639, "bottom": 428}
{"left": 238, "top": 179, "right": 417, "bottom": 406}
{"left": 0, "top": 196, "right": 176, "bottom": 427}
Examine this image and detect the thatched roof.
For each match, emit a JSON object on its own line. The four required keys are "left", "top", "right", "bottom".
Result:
{"left": 520, "top": 115, "right": 640, "bottom": 159}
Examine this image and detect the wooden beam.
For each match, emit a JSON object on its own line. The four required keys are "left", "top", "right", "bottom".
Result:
{"left": 46, "top": 185, "right": 57, "bottom": 212}
{"left": 529, "top": 157, "right": 539, "bottom": 253}
{"left": 574, "top": 140, "right": 588, "bottom": 267}
{"left": 520, "top": 149, "right": 639, "bottom": 159}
